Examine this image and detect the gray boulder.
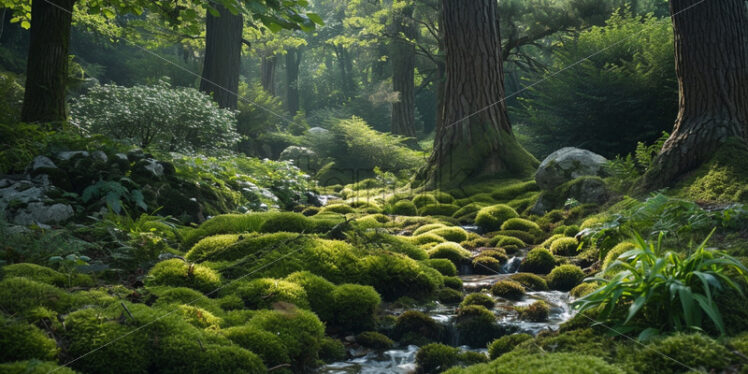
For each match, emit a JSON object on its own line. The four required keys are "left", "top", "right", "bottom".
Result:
{"left": 535, "top": 147, "right": 608, "bottom": 191}
{"left": 13, "top": 202, "right": 74, "bottom": 225}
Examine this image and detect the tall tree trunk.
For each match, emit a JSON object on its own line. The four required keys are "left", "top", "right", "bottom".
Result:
{"left": 285, "top": 48, "right": 301, "bottom": 114}
{"left": 260, "top": 55, "right": 277, "bottom": 95}
{"left": 416, "top": 0, "right": 538, "bottom": 189}
{"left": 21, "top": 0, "right": 75, "bottom": 125}
{"left": 390, "top": 3, "right": 417, "bottom": 138}
{"left": 642, "top": 0, "right": 748, "bottom": 189}
{"left": 200, "top": 4, "right": 243, "bottom": 110}
{"left": 334, "top": 46, "right": 355, "bottom": 100}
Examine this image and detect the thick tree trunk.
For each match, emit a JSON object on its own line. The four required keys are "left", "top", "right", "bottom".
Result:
{"left": 199, "top": 4, "right": 243, "bottom": 110}
{"left": 416, "top": 0, "right": 538, "bottom": 189}
{"left": 260, "top": 55, "right": 277, "bottom": 95}
{"left": 390, "top": 4, "right": 417, "bottom": 138}
{"left": 285, "top": 48, "right": 301, "bottom": 114}
{"left": 642, "top": 0, "right": 748, "bottom": 189}
{"left": 21, "top": 0, "right": 75, "bottom": 125}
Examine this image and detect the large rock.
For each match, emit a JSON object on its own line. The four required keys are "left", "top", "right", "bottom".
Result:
{"left": 535, "top": 147, "right": 608, "bottom": 191}
{"left": 13, "top": 202, "right": 74, "bottom": 225}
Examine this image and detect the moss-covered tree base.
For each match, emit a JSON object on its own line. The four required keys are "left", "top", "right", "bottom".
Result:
{"left": 670, "top": 137, "right": 748, "bottom": 203}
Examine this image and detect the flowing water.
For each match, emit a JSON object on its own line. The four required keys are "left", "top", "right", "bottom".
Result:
{"left": 318, "top": 250, "right": 575, "bottom": 373}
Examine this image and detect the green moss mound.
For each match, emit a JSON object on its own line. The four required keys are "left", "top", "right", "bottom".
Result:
{"left": 632, "top": 333, "right": 732, "bottom": 374}
{"left": 436, "top": 287, "right": 464, "bottom": 304}
{"left": 146, "top": 259, "right": 221, "bottom": 294}
{"left": 516, "top": 300, "right": 550, "bottom": 322}
{"left": 570, "top": 282, "right": 598, "bottom": 298}
{"left": 150, "top": 286, "right": 224, "bottom": 315}
{"left": 413, "top": 223, "right": 448, "bottom": 236}
{"left": 1, "top": 263, "right": 93, "bottom": 288}
{"left": 602, "top": 242, "right": 636, "bottom": 273}
{"left": 454, "top": 305, "right": 499, "bottom": 347}
{"left": 392, "top": 200, "right": 418, "bottom": 216}
{"left": 156, "top": 335, "right": 266, "bottom": 374}
{"left": 460, "top": 293, "right": 495, "bottom": 309}
{"left": 475, "top": 204, "right": 519, "bottom": 232}
{"left": 429, "top": 226, "right": 469, "bottom": 242}
{"left": 550, "top": 237, "right": 579, "bottom": 256}
{"left": 490, "top": 280, "right": 525, "bottom": 300}
{"left": 508, "top": 273, "right": 549, "bottom": 291}
{"left": 247, "top": 308, "right": 325, "bottom": 370}
{"left": 0, "top": 277, "right": 72, "bottom": 315}
{"left": 319, "top": 337, "right": 347, "bottom": 363}
{"left": 413, "top": 193, "right": 440, "bottom": 208}
{"left": 489, "top": 235, "right": 527, "bottom": 249}
{"left": 420, "top": 204, "right": 460, "bottom": 217}
{"left": 472, "top": 256, "right": 502, "bottom": 274}
{"left": 285, "top": 271, "right": 336, "bottom": 321}
{"left": 319, "top": 203, "right": 356, "bottom": 215}
{"left": 500, "top": 218, "right": 540, "bottom": 232}
{"left": 416, "top": 343, "right": 459, "bottom": 373}
{"left": 428, "top": 242, "right": 471, "bottom": 265}
{"left": 0, "top": 316, "right": 58, "bottom": 362}
{"left": 444, "top": 352, "right": 625, "bottom": 374}
{"left": 493, "top": 230, "right": 538, "bottom": 245}
{"left": 229, "top": 278, "right": 309, "bottom": 309}
{"left": 0, "top": 361, "right": 77, "bottom": 374}
{"left": 478, "top": 249, "right": 508, "bottom": 263}
{"left": 676, "top": 137, "right": 748, "bottom": 203}
{"left": 443, "top": 276, "right": 463, "bottom": 290}
{"left": 356, "top": 331, "right": 394, "bottom": 349}
{"left": 422, "top": 258, "right": 458, "bottom": 276}
{"left": 488, "top": 333, "right": 532, "bottom": 359}
{"left": 221, "top": 326, "right": 291, "bottom": 369}
{"left": 185, "top": 234, "right": 242, "bottom": 262}
{"left": 410, "top": 232, "right": 447, "bottom": 245}
{"left": 357, "top": 254, "right": 442, "bottom": 301}
{"left": 547, "top": 264, "right": 585, "bottom": 291}
{"left": 519, "top": 248, "right": 556, "bottom": 274}
{"left": 331, "top": 284, "right": 381, "bottom": 333}
{"left": 393, "top": 310, "right": 443, "bottom": 344}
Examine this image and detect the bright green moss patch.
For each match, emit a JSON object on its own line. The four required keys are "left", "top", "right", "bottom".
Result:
{"left": 478, "top": 248, "right": 508, "bottom": 263}
{"left": 0, "top": 361, "right": 77, "bottom": 374}
{"left": 146, "top": 259, "right": 221, "bottom": 294}
{"left": 177, "top": 304, "right": 222, "bottom": 329}
{"left": 391, "top": 200, "right": 418, "bottom": 216}
{"left": 444, "top": 351, "right": 625, "bottom": 374}
{"left": 490, "top": 280, "right": 525, "bottom": 300}
{"left": 185, "top": 234, "right": 242, "bottom": 261}
{"left": 429, "top": 226, "right": 469, "bottom": 242}
{"left": 0, "top": 316, "right": 58, "bottom": 362}
{"left": 420, "top": 203, "right": 460, "bottom": 217}
{"left": 285, "top": 271, "right": 335, "bottom": 321}
{"left": 488, "top": 333, "right": 532, "bottom": 359}
{"left": 519, "top": 248, "right": 556, "bottom": 274}
{"left": 508, "top": 273, "right": 548, "bottom": 291}
{"left": 413, "top": 193, "right": 440, "bottom": 208}
{"left": 358, "top": 254, "right": 442, "bottom": 300}
{"left": 247, "top": 307, "right": 325, "bottom": 370}
{"left": 428, "top": 242, "right": 471, "bottom": 265}
{"left": 413, "top": 223, "right": 449, "bottom": 235}
{"left": 547, "top": 265, "right": 585, "bottom": 291}
{"left": 631, "top": 333, "right": 732, "bottom": 374}
{"left": 0, "top": 277, "right": 72, "bottom": 315}
{"left": 489, "top": 235, "right": 527, "bottom": 248}
{"left": 492, "top": 230, "right": 537, "bottom": 245}
{"left": 460, "top": 292, "right": 495, "bottom": 309}
{"left": 331, "top": 284, "right": 381, "bottom": 333}
{"left": 319, "top": 203, "right": 356, "bottom": 215}
{"left": 228, "top": 278, "right": 309, "bottom": 309}
{"left": 570, "top": 282, "right": 598, "bottom": 298}
{"left": 475, "top": 204, "right": 519, "bottom": 232}
{"left": 150, "top": 286, "right": 224, "bottom": 315}
{"left": 221, "top": 326, "right": 291, "bottom": 369}
{"left": 409, "top": 232, "right": 447, "bottom": 245}
{"left": 1, "top": 262, "right": 93, "bottom": 288}
{"left": 550, "top": 237, "right": 579, "bottom": 256}
{"left": 356, "top": 331, "right": 394, "bottom": 349}
{"left": 472, "top": 256, "right": 502, "bottom": 274}
{"left": 676, "top": 138, "right": 748, "bottom": 203}
{"left": 500, "top": 218, "right": 540, "bottom": 232}
{"left": 422, "top": 258, "right": 458, "bottom": 276}
{"left": 516, "top": 300, "right": 550, "bottom": 322}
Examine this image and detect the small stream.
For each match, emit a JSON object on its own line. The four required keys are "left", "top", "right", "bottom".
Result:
{"left": 318, "top": 250, "right": 575, "bottom": 373}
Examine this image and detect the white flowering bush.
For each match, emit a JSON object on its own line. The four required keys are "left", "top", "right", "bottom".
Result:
{"left": 70, "top": 81, "right": 239, "bottom": 153}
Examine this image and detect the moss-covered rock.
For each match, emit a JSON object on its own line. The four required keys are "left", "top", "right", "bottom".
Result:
{"left": 185, "top": 234, "right": 242, "bottom": 262}
{"left": 570, "top": 282, "right": 598, "bottom": 298}
{"left": 443, "top": 276, "right": 463, "bottom": 290}
{"left": 435, "top": 287, "right": 464, "bottom": 304}
{"left": 146, "top": 259, "right": 221, "bottom": 294}
{"left": 416, "top": 343, "right": 459, "bottom": 373}
{"left": 229, "top": 278, "right": 309, "bottom": 309}
{"left": 455, "top": 305, "right": 499, "bottom": 347}
{"left": 546, "top": 264, "right": 585, "bottom": 291}
{"left": 0, "top": 316, "right": 58, "bottom": 362}
{"left": 0, "top": 277, "right": 72, "bottom": 315}
{"left": 1, "top": 263, "right": 93, "bottom": 288}
{"left": 443, "top": 352, "right": 624, "bottom": 374}
{"left": 177, "top": 304, "right": 223, "bottom": 329}
{"left": 155, "top": 335, "right": 266, "bottom": 374}
{"left": 331, "top": 284, "right": 381, "bottom": 333}
{"left": 422, "top": 258, "right": 458, "bottom": 276}
{"left": 357, "top": 254, "right": 442, "bottom": 301}
{"left": 490, "top": 280, "right": 525, "bottom": 300}
{"left": 420, "top": 204, "right": 460, "bottom": 217}
{"left": 428, "top": 242, "right": 471, "bottom": 265}
{"left": 413, "top": 193, "right": 440, "bottom": 208}
{"left": 393, "top": 310, "right": 443, "bottom": 344}
{"left": 487, "top": 333, "right": 532, "bottom": 359}
{"left": 429, "top": 226, "right": 469, "bottom": 242}
{"left": 632, "top": 333, "right": 732, "bottom": 374}
{"left": 354, "top": 331, "right": 393, "bottom": 350}
{"left": 478, "top": 248, "right": 509, "bottom": 263}
{"left": 516, "top": 300, "right": 550, "bottom": 322}
{"left": 602, "top": 242, "right": 636, "bottom": 273}
{"left": 0, "top": 361, "right": 77, "bottom": 374}
{"left": 460, "top": 292, "right": 495, "bottom": 309}
{"left": 285, "top": 271, "right": 335, "bottom": 321}
{"left": 492, "top": 230, "right": 538, "bottom": 245}
{"left": 519, "top": 248, "right": 556, "bottom": 274}
{"left": 319, "top": 336, "right": 347, "bottom": 363}
{"left": 410, "top": 233, "right": 447, "bottom": 246}
{"left": 221, "top": 326, "right": 291, "bottom": 369}
{"left": 489, "top": 235, "right": 527, "bottom": 249}
{"left": 319, "top": 203, "right": 356, "bottom": 215}
{"left": 247, "top": 308, "right": 325, "bottom": 370}
{"left": 392, "top": 200, "right": 418, "bottom": 216}
{"left": 500, "top": 218, "right": 540, "bottom": 232}
{"left": 549, "top": 237, "right": 579, "bottom": 256}
{"left": 472, "top": 256, "right": 501, "bottom": 274}
{"left": 508, "top": 273, "right": 549, "bottom": 291}
{"left": 475, "top": 204, "right": 519, "bottom": 232}
{"left": 150, "top": 286, "right": 224, "bottom": 315}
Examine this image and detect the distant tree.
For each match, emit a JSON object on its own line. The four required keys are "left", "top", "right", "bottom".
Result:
{"left": 389, "top": 0, "right": 416, "bottom": 137}
{"left": 642, "top": 0, "right": 748, "bottom": 189}
{"left": 200, "top": 3, "right": 244, "bottom": 109}
{"left": 416, "top": 0, "right": 538, "bottom": 188}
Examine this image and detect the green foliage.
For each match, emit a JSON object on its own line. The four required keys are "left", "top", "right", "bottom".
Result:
{"left": 146, "top": 259, "right": 221, "bottom": 294}
{"left": 356, "top": 331, "right": 394, "bottom": 349}
{"left": 631, "top": 333, "right": 732, "bottom": 374}
{"left": 230, "top": 278, "right": 309, "bottom": 309}
{"left": 0, "top": 361, "right": 77, "bottom": 374}
{"left": 460, "top": 293, "right": 495, "bottom": 309}
{"left": 0, "top": 277, "right": 72, "bottom": 315}
{"left": 519, "top": 248, "right": 556, "bottom": 274}
{"left": 331, "top": 283, "right": 381, "bottom": 333}
{"left": 570, "top": 282, "right": 598, "bottom": 298}
{"left": 488, "top": 334, "right": 532, "bottom": 359}
{"left": 0, "top": 71, "right": 23, "bottom": 124}
{"left": 509, "top": 272, "right": 549, "bottom": 291}
{"left": 574, "top": 232, "right": 748, "bottom": 336}
{"left": 70, "top": 81, "right": 238, "bottom": 153}
{"left": 236, "top": 82, "right": 295, "bottom": 158}
{"left": 81, "top": 179, "right": 147, "bottom": 214}
{"left": 422, "top": 258, "right": 458, "bottom": 276}
{"left": 391, "top": 200, "right": 418, "bottom": 216}
{"left": 514, "top": 11, "right": 676, "bottom": 158}
{"left": 428, "top": 242, "right": 471, "bottom": 265}
{"left": 475, "top": 204, "right": 519, "bottom": 232}
{"left": 549, "top": 237, "right": 579, "bottom": 256}
{"left": 605, "top": 132, "right": 669, "bottom": 192}
{"left": 490, "top": 280, "right": 525, "bottom": 300}
{"left": 602, "top": 242, "right": 636, "bottom": 273}
{"left": 247, "top": 308, "right": 325, "bottom": 370}
{"left": 547, "top": 265, "right": 585, "bottom": 292}
{"left": 0, "top": 316, "right": 58, "bottom": 362}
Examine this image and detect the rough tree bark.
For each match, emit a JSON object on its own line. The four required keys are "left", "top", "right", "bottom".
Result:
{"left": 416, "top": 0, "right": 538, "bottom": 189}
{"left": 285, "top": 48, "right": 302, "bottom": 114}
{"left": 390, "top": 3, "right": 417, "bottom": 138}
{"left": 260, "top": 55, "right": 277, "bottom": 95}
{"left": 200, "top": 4, "right": 243, "bottom": 110}
{"left": 642, "top": 0, "right": 748, "bottom": 189}
{"left": 21, "top": 0, "right": 75, "bottom": 125}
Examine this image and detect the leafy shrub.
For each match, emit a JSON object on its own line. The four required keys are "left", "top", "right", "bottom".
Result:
{"left": 331, "top": 284, "right": 381, "bottom": 333}
{"left": 490, "top": 280, "right": 525, "bottom": 300}
{"left": 516, "top": 300, "right": 550, "bottom": 322}
{"left": 508, "top": 273, "right": 549, "bottom": 291}
{"left": 392, "top": 200, "right": 418, "bottom": 216}
{"left": 0, "top": 316, "right": 58, "bottom": 362}
{"left": 475, "top": 204, "right": 519, "bottom": 232}
{"left": 547, "top": 265, "right": 585, "bottom": 291}
{"left": 472, "top": 256, "right": 501, "bottom": 274}
{"left": 230, "top": 278, "right": 309, "bottom": 309}
{"left": 422, "top": 258, "right": 458, "bottom": 276}
{"left": 519, "top": 248, "right": 556, "bottom": 274}
{"left": 0, "top": 72, "right": 23, "bottom": 124}
{"left": 632, "top": 333, "right": 731, "bottom": 374}
{"left": 460, "top": 293, "right": 495, "bottom": 309}
{"left": 236, "top": 82, "right": 295, "bottom": 158}
{"left": 356, "top": 331, "right": 394, "bottom": 349}
{"left": 428, "top": 242, "right": 471, "bottom": 265}
{"left": 488, "top": 334, "right": 532, "bottom": 359}
{"left": 146, "top": 259, "right": 221, "bottom": 294}
{"left": 573, "top": 232, "right": 748, "bottom": 336}
{"left": 70, "top": 81, "right": 238, "bottom": 153}
{"left": 549, "top": 237, "right": 579, "bottom": 256}
{"left": 501, "top": 218, "right": 540, "bottom": 232}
